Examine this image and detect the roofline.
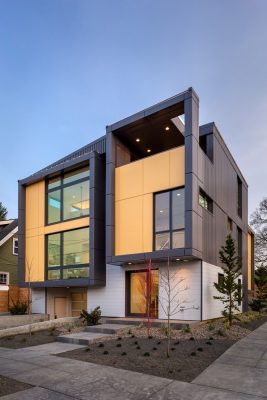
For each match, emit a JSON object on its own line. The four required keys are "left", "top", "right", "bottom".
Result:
{"left": 106, "top": 87, "right": 198, "bottom": 132}
{"left": 0, "top": 226, "right": 18, "bottom": 247}
{"left": 0, "top": 220, "right": 14, "bottom": 225}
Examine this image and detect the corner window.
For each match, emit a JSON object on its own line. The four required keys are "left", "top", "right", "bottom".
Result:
{"left": 218, "top": 273, "right": 224, "bottom": 286}
{"left": 199, "top": 189, "right": 213, "bottom": 213}
{"left": 13, "top": 238, "right": 18, "bottom": 255}
{"left": 237, "top": 176, "right": 242, "bottom": 218}
{"left": 154, "top": 188, "right": 185, "bottom": 250}
{"left": 0, "top": 272, "right": 9, "bottom": 285}
{"left": 47, "top": 227, "right": 89, "bottom": 280}
{"left": 47, "top": 166, "right": 90, "bottom": 225}
{"left": 199, "top": 133, "right": 213, "bottom": 162}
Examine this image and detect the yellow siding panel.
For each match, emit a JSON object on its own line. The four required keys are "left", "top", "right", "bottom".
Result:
{"left": 115, "top": 146, "right": 185, "bottom": 256}
{"left": 115, "top": 161, "right": 143, "bottom": 201}
{"left": 43, "top": 217, "right": 90, "bottom": 235}
{"left": 115, "top": 197, "right": 143, "bottom": 255}
{"left": 170, "top": 147, "right": 185, "bottom": 188}
{"left": 143, "top": 151, "right": 170, "bottom": 193}
{"left": 143, "top": 194, "right": 153, "bottom": 252}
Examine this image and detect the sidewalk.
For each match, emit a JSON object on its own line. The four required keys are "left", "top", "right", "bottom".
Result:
{"left": 0, "top": 323, "right": 266, "bottom": 399}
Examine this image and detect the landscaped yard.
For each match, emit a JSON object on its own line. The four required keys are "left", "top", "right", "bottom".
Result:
{"left": 58, "top": 312, "right": 267, "bottom": 383}
{"left": 0, "top": 375, "right": 32, "bottom": 397}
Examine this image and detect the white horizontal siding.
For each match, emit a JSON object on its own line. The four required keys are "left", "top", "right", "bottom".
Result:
{"left": 32, "top": 288, "right": 46, "bottom": 314}
{"left": 202, "top": 261, "right": 243, "bottom": 320}
{"left": 158, "top": 261, "right": 201, "bottom": 321}
{"left": 88, "top": 264, "right": 125, "bottom": 317}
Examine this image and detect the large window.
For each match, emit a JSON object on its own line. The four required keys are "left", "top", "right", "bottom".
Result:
{"left": 154, "top": 188, "right": 185, "bottom": 250}
{"left": 199, "top": 188, "right": 213, "bottom": 213}
{"left": 47, "top": 227, "right": 89, "bottom": 280}
{"left": 47, "top": 166, "right": 90, "bottom": 224}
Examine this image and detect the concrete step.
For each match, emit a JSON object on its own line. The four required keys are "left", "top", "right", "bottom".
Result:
{"left": 103, "top": 318, "right": 196, "bottom": 330}
{"left": 84, "top": 323, "right": 133, "bottom": 334}
{"left": 57, "top": 331, "right": 110, "bottom": 346}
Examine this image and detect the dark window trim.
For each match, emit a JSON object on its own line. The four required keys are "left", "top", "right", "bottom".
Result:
{"left": 237, "top": 175, "right": 242, "bottom": 219}
{"left": 153, "top": 186, "right": 185, "bottom": 251}
{"left": 46, "top": 166, "right": 90, "bottom": 226}
{"left": 46, "top": 226, "right": 90, "bottom": 280}
{"left": 199, "top": 188, "right": 213, "bottom": 214}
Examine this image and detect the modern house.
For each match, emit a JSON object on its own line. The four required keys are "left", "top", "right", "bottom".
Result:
{"left": 18, "top": 88, "right": 254, "bottom": 320}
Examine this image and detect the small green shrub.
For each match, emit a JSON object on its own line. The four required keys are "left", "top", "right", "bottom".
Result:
{"left": 249, "top": 299, "right": 263, "bottom": 312}
{"left": 80, "top": 306, "right": 101, "bottom": 326}
{"left": 121, "top": 352, "right": 127, "bottom": 355}
{"left": 153, "top": 347, "right": 157, "bottom": 350}
{"left": 182, "top": 326, "right": 191, "bottom": 333}
{"left": 9, "top": 300, "right": 28, "bottom": 315}
{"left": 209, "top": 336, "right": 214, "bottom": 340}
{"left": 21, "top": 338, "right": 27, "bottom": 343}
{"left": 98, "top": 343, "right": 104, "bottom": 348}
{"left": 168, "top": 370, "right": 173, "bottom": 374}
{"left": 148, "top": 335, "right": 153, "bottom": 339}
{"left": 197, "top": 347, "right": 203, "bottom": 352}
{"left": 143, "top": 352, "right": 150, "bottom": 356}
{"left": 174, "top": 341, "right": 180, "bottom": 345}
{"left": 189, "top": 337, "right": 195, "bottom": 341}
{"left": 157, "top": 341, "right": 161, "bottom": 345}
{"left": 103, "top": 351, "right": 109, "bottom": 355}
{"left": 116, "top": 343, "right": 121, "bottom": 348}
{"left": 85, "top": 347, "right": 90, "bottom": 352}
{"left": 136, "top": 346, "right": 141, "bottom": 349}
{"left": 208, "top": 324, "right": 215, "bottom": 331}
{"left": 171, "top": 347, "right": 176, "bottom": 351}
{"left": 128, "top": 329, "right": 132, "bottom": 335}
{"left": 117, "top": 337, "right": 122, "bottom": 341}
{"left": 216, "top": 328, "right": 226, "bottom": 337}
{"left": 206, "top": 341, "right": 212, "bottom": 345}
{"left": 134, "top": 341, "right": 138, "bottom": 345}
{"left": 131, "top": 334, "right": 135, "bottom": 338}
{"left": 191, "top": 352, "right": 196, "bottom": 356}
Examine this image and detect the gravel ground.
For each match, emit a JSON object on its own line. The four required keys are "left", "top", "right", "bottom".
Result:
{"left": 58, "top": 336, "right": 236, "bottom": 382}
{"left": 0, "top": 375, "right": 32, "bottom": 397}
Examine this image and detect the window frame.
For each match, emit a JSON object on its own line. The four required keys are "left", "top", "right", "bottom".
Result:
{"left": 153, "top": 187, "right": 185, "bottom": 251}
{"left": 13, "top": 238, "right": 18, "bottom": 255}
{"left": 199, "top": 188, "right": 213, "bottom": 214}
{"left": 0, "top": 272, "right": 9, "bottom": 285}
{"left": 237, "top": 175, "right": 242, "bottom": 218}
{"left": 46, "top": 165, "right": 90, "bottom": 226}
{"left": 46, "top": 226, "right": 90, "bottom": 281}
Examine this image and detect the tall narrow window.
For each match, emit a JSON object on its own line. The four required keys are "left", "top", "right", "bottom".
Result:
{"left": 154, "top": 188, "right": 184, "bottom": 250}
{"left": 237, "top": 176, "right": 242, "bottom": 218}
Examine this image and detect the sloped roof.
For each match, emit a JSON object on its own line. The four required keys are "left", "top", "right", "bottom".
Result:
{"left": 0, "top": 219, "right": 18, "bottom": 245}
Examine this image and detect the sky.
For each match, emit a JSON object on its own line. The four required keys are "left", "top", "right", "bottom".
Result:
{"left": 0, "top": 0, "right": 267, "bottom": 219}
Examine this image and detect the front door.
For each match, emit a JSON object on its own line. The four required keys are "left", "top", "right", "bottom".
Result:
{"left": 54, "top": 297, "right": 67, "bottom": 318}
{"left": 128, "top": 270, "right": 159, "bottom": 318}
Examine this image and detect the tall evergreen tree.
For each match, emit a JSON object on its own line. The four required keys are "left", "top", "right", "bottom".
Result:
{"left": 0, "top": 202, "right": 7, "bottom": 220}
{"left": 214, "top": 234, "right": 242, "bottom": 326}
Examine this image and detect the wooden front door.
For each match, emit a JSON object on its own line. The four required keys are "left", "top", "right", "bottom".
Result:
{"left": 54, "top": 297, "right": 67, "bottom": 318}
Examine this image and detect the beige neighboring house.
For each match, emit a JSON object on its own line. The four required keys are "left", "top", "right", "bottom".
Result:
{"left": 0, "top": 219, "right": 19, "bottom": 312}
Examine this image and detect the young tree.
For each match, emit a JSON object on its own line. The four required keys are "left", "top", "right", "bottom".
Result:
{"left": 214, "top": 234, "right": 242, "bottom": 326}
{"left": 254, "top": 265, "right": 267, "bottom": 308}
{"left": 159, "top": 258, "right": 199, "bottom": 358}
{"left": 0, "top": 202, "right": 7, "bottom": 220}
{"left": 250, "top": 197, "right": 267, "bottom": 268}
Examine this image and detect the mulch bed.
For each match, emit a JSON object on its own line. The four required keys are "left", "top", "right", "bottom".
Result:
{"left": 0, "top": 375, "right": 32, "bottom": 397}
{"left": 235, "top": 315, "right": 267, "bottom": 331}
{"left": 58, "top": 336, "right": 236, "bottom": 382}
{"left": 0, "top": 329, "right": 61, "bottom": 349}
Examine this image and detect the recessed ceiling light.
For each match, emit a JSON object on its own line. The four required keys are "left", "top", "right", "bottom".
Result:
{"left": 136, "top": 138, "right": 140, "bottom": 142}
{"left": 165, "top": 126, "right": 170, "bottom": 131}
{"left": 128, "top": 262, "right": 132, "bottom": 265}
{"left": 159, "top": 210, "right": 163, "bottom": 213}
{"left": 147, "top": 149, "right": 151, "bottom": 153}
{"left": 177, "top": 193, "right": 181, "bottom": 196}
{"left": 176, "top": 258, "right": 180, "bottom": 261}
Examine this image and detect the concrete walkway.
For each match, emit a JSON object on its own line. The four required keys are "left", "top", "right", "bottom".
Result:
{"left": 0, "top": 323, "right": 266, "bottom": 399}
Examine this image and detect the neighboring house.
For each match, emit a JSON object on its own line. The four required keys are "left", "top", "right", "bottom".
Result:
{"left": 0, "top": 219, "right": 18, "bottom": 311}
{"left": 18, "top": 88, "right": 254, "bottom": 320}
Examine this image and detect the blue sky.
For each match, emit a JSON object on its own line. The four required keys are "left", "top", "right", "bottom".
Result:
{"left": 0, "top": 0, "right": 267, "bottom": 218}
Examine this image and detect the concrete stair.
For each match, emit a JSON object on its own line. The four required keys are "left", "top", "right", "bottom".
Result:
{"left": 57, "top": 323, "right": 133, "bottom": 346}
